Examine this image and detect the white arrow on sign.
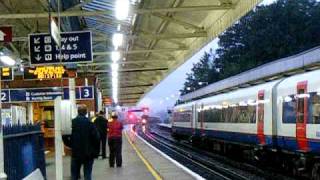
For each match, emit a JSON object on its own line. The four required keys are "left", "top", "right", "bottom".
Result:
{"left": 35, "top": 54, "right": 42, "bottom": 61}
{"left": 34, "top": 37, "right": 40, "bottom": 44}
{"left": 34, "top": 46, "right": 40, "bottom": 52}
{"left": 0, "top": 30, "right": 6, "bottom": 41}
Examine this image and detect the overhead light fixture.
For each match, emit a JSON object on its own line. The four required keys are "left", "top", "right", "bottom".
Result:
{"left": 111, "top": 51, "right": 120, "bottom": 62}
{"left": 111, "top": 63, "right": 119, "bottom": 71}
{"left": 115, "top": 0, "right": 130, "bottom": 20}
{"left": 112, "top": 33, "right": 124, "bottom": 49}
{"left": 0, "top": 55, "right": 16, "bottom": 66}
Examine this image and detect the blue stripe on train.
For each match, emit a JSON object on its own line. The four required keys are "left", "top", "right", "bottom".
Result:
{"left": 172, "top": 126, "right": 320, "bottom": 154}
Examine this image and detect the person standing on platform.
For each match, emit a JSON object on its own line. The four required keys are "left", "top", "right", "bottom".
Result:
{"left": 108, "top": 112, "right": 123, "bottom": 167}
{"left": 63, "top": 104, "right": 100, "bottom": 180}
{"left": 94, "top": 110, "right": 108, "bottom": 159}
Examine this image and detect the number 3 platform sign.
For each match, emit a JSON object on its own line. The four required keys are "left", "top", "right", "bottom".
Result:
{"left": 1, "top": 86, "right": 93, "bottom": 103}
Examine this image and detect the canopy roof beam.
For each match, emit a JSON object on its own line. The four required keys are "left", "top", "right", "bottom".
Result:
{"left": 0, "top": 4, "right": 234, "bottom": 19}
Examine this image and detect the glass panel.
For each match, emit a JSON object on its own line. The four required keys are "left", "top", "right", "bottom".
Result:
{"left": 310, "top": 92, "right": 320, "bottom": 124}
{"left": 297, "top": 89, "right": 305, "bottom": 123}
{"left": 282, "top": 95, "right": 297, "bottom": 123}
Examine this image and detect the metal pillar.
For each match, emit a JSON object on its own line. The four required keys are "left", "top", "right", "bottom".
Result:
{"left": 0, "top": 73, "right": 7, "bottom": 179}
{"left": 54, "top": 97, "right": 63, "bottom": 180}
{"left": 27, "top": 103, "right": 33, "bottom": 124}
{"left": 69, "top": 78, "right": 77, "bottom": 118}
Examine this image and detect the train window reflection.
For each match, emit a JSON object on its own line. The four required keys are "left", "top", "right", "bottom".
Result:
{"left": 199, "top": 102, "right": 256, "bottom": 123}
{"left": 282, "top": 95, "right": 296, "bottom": 123}
{"left": 310, "top": 92, "right": 320, "bottom": 124}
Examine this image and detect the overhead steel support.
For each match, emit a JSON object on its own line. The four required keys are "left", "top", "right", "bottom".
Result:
{"left": 135, "top": 4, "right": 234, "bottom": 13}
{"left": 13, "top": 32, "right": 205, "bottom": 42}
{"left": 78, "top": 67, "right": 168, "bottom": 73}
{"left": 77, "top": 59, "right": 172, "bottom": 67}
{"left": 119, "top": 92, "right": 145, "bottom": 96}
{"left": 152, "top": 13, "right": 204, "bottom": 31}
{"left": 0, "top": 5, "right": 234, "bottom": 19}
{"left": 136, "top": 32, "right": 207, "bottom": 40}
{"left": 93, "top": 48, "right": 187, "bottom": 56}
{"left": 119, "top": 97, "right": 140, "bottom": 101}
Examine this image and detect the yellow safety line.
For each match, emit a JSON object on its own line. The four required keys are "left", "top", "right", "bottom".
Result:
{"left": 125, "top": 132, "right": 163, "bottom": 180}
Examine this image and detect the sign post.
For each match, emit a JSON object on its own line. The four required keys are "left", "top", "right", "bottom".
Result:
{"left": 29, "top": 31, "right": 92, "bottom": 65}
{"left": 0, "top": 73, "right": 7, "bottom": 180}
{"left": 54, "top": 97, "right": 63, "bottom": 180}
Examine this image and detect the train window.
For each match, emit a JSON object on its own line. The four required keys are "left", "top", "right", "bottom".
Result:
{"left": 310, "top": 92, "right": 320, "bottom": 124}
{"left": 297, "top": 89, "right": 305, "bottom": 123}
{"left": 199, "top": 103, "right": 256, "bottom": 124}
{"left": 230, "top": 106, "right": 240, "bottom": 123}
{"left": 282, "top": 95, "right": 296, "bottom": 123}
{"left": 173, "top": 111, "right": 192, "bottom": 122}
{"left": 248, "top": 105, "right": 257, "bottom": 123}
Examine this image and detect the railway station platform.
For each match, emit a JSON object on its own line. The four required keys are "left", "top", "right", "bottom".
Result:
{"left": 46, "top": 127, "right": 195, "bottom": 180}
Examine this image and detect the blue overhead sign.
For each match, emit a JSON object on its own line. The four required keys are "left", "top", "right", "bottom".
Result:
{"left": 29, "top": 31, "right": 92, "bottom": 65}
{"left": 1, "top": 86, "right": 94, "bottom": 103}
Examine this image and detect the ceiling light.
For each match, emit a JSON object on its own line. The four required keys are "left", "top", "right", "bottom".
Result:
{"left": 112, "top": 71, "right": 118, "bottom": 78}
{"left": 111, "top": 51, "right": 120, "bottom": 62}
{"left": 112, "top": 33, "right": 124, "bottom": 49}
{"left": 111, "top": 63, "right": 119, "bottom": 71}
{"left": 0, "top": 56, "right": 16, "bottom": 66}
{"left": 115, "top": 0, "right": 130, "bottom": 20}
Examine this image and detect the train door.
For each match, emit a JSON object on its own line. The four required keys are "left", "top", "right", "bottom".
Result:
{"left": 257, "top": 90, "right": 266, "bottom": 145}
{"left": 200, "top": 103, "right": 205, "bottom": 135}
{"left": 296, "top": 81, "right": 308, "bottom": 151}
{"left": 191, "top": 104, "right": 195, "bottom": 134}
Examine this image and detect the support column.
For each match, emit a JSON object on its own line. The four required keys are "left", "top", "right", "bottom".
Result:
{"left": 54, "top": 97, "right": 63, "bottom": 180}
{"left": 27, "top": 103, "right": 33, "bottom": 124}
{"left": 0, "top": 73, "right": 7, "bottom": 180}
{"left": 69, "top": 78, "right": 77, "bottom": 118}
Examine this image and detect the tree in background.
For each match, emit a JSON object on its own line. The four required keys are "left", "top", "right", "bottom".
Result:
{"left": 180, "top": 52, "right": 220, "bottom": 95}
{"left": 180, "top": 0, "right": 320, "bottom": 95}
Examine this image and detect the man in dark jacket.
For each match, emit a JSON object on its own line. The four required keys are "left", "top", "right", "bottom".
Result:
{"left": 63, "top": 104, "right": 100, "bottom": 180}
{"left": 94, "top": 111, "right": 108, "bottom": 159}
{"left": 108, "top": 112, "right": 123, "bottom": 167}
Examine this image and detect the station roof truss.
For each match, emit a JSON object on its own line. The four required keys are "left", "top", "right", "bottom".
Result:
{"left": 0, "top": 0, "right": 262, "bottom": 105}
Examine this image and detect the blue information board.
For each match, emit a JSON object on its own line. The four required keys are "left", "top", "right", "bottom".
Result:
{"left": 1, "top": 86, "right": 94, "bottom": 103}
{"left": 29, "top": 31, "right": 93, "bottom": 65}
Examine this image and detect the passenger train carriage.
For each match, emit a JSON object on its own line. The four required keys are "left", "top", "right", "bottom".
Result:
{"left": 172, "top": 69, "right": 320, "bottom": 178}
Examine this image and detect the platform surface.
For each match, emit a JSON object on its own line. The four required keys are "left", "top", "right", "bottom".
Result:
{"left": 46, "top": 127, "right": 195, "bottom": 180}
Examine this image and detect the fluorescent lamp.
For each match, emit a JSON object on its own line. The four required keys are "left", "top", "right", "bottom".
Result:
{"left": 112, "top": 33, "right": 124, "bottom": 49}
{"left": 115, "top": 0, "right": 130, "bottom": 20}
{"left": 111, "top": 63, "right": 119, "bottom": 71}
{"left": 112, "top": 71, "right": 118, "bottom": 78}
{"left": 0, "top": 55, "right": 16, "bottom": 66}
{"left": 111, "top": 51, "right": 120, "bottom": 62}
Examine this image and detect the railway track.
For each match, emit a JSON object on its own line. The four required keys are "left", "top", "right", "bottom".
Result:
{"left": 143, "top": 125, "right": 297, "bottom": 180}
{"left": 139, "top": 127, "right": 262, "bottom": 180}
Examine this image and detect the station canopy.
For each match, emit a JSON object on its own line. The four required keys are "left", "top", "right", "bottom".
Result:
{"left": 0, "top": 0, "right": 261, "bottom": 105}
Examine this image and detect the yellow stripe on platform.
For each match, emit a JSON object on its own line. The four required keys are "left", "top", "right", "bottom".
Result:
{"left": 125, "top": 132, "right": 163, "bottom": 180}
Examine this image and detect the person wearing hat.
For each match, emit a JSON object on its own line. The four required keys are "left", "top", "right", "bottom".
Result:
{"left": 94, "top": 111, "right": 108, "bottom": 159}
{"left": 108, "top": 112, "right": 123, "bottom": 167}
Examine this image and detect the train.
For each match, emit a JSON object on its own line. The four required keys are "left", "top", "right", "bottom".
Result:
{"left": 172, "top": 69, "right": 320, "bottom": 179}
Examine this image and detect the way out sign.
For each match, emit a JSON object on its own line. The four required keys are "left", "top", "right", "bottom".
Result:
{"left": 29, "top": 31, "right": 92, "bottom": 65}
{"left": 0, "top": 26, "right": 12, "bottom": 42}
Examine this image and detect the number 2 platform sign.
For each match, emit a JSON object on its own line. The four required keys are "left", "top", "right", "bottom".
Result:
{"left": 29, "top": 31, "right": 92, "bottom": 65}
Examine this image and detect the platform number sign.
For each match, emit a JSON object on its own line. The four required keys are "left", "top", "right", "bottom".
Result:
{"left": 80, "top": 87, "right": 93, "bottom": 99}
{"left": 1, "top": 90, "right": 9, "bottom": 102}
